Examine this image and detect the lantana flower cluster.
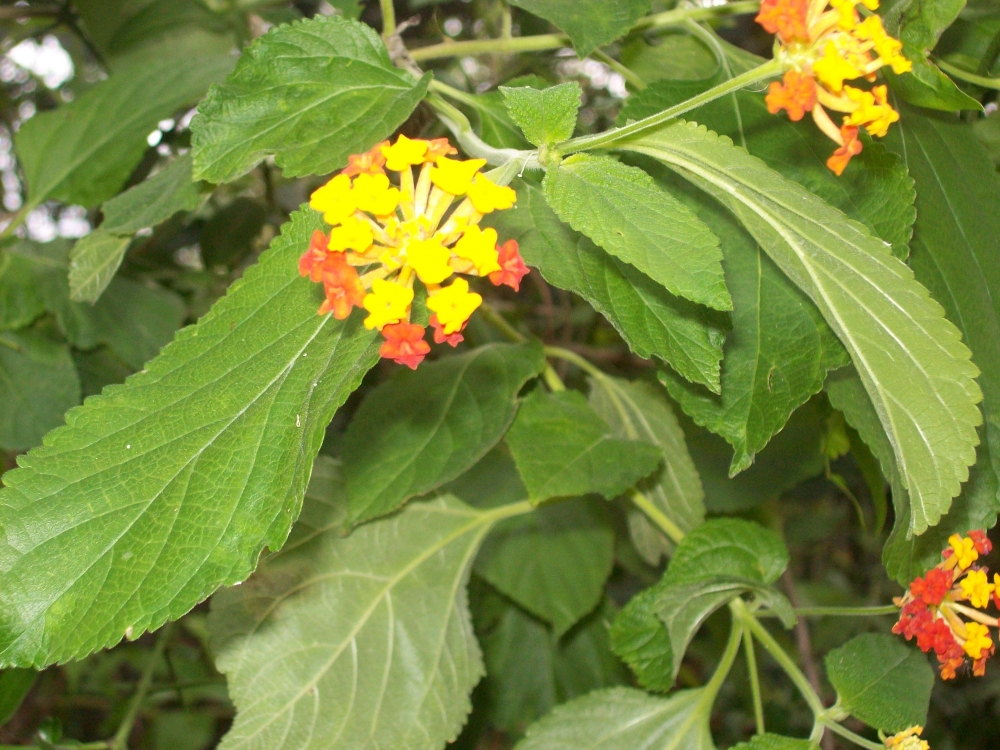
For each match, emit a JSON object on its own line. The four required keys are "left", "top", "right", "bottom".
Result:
{"left": 756, "top": 0, "right": 911, "bottom": 174}
{"left": 893, "top": 530, "right": 999, "bottom": 679}
{"left": 883, "top": 726, "right": 929, "bottom": 750}
{"left": 299, "top": 135, "right": 529, "bottom": 368}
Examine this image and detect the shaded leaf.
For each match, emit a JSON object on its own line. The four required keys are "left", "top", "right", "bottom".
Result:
{"left": 623, "top": 120, "right": 983, "bottom": 535}
{"left": 485, "top": 180, "right": 725, "bottom": 392}
{"left": 0, "top": 253, "right": 44, "bottom": 330}
{"left": 730, "top": 735, "right": 817, "bottom": 750}
{"left": 0, "top": 208, "right": 380, "bottom": 667}
{"left": 508, "top": 0, "right": 650, "bottom": 56}
{"left": 500, "top": 82, "right": 581, "bottom": 146}
{"left": 504, "top": 389, "right": 662, "bottom": 503}
{"left": 544, "top": 154, "right": 730, "bottom": 311}
{"left": 191, "top": 16, "right": 430, "bottom": 183}
{"left": 100, "top": 154, "right": 206, "bottom": 235}
{"left": 0, "top": 668, "right": 37, "bottom": 725}
{"left": 68, "top": 230, "right": 132, "bottom": 304}
{"left": 825, "top": 633, "right": 934, "bottom": 733}
{"left": 343, "top": 342, "right": 545, "bottom": 525}
{"left": 200, "top": 199, "right": 268, "bottom": 268}
{"left": 475, "top": 497, "right": 614, "bottom": 636}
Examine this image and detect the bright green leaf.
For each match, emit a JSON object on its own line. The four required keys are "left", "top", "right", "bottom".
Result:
{"left": 14, "top": 39, "right": 234, "bottom": 208}
{"left": 499, "top": 83, "right": 581, "bottom": 146}
{"left": 0, "top": 330, "right": 80, "bottom": 452}
{"left": 508, "top": 0, "right": 651, "bottom": 57}
{"left": 623, "top": 120, "right": 983, "bottom": 535}
{"left": 100, "top": 154, "right": 206, "bottom": 236}
{"left": 475, "top": 497, "right": 614, "bottom": 636}
{"left": 0, "top": 208, "right": 381, "bottom": 667}
{"left": 484, "top": 180, "right": 726, "bottom": 392}
{"left": 191, "top": 16, "right": 430, "bottom": 183}
{"left": 515, "top": 686, "right": 716, "bottom": 750}
{"left": 589, "top": 376, "right": 705, "bottom": 563}
{"left": 825, "top": 633, "right": 934, "bottom": 732}
{"left": 0, "top": 253, "right": 44, "bottom": 330}
{"left": 543, "top": 154, "right": 730, "bottom": 312}
{"left": 504, "top": 389, "right": 663, "bottom": 503}
{"left": 343, "top": 341, "right": 545, "bottom": 525}
{"left": 67, "top": 230, "right": 132, "bottom": 304}
{"left": 620, "top": 35, "right": 719, "bottom": 83}
{"left": 210, "top": 487, "right": 524, "bottom": 750}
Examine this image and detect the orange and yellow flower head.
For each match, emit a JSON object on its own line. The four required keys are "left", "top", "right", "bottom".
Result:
{"left": 299, "top": 136, "right": 528, "bottom": 369}
{"left": 755, "top": 0, "right": 911, "bottom": 173}
{"left": 893, "top": 530, "right": 999, "bottom": 680}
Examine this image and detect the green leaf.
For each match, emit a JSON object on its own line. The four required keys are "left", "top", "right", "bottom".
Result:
{"left": 200, "top": 199, "right": 268, "bottom": 268}
{"left": 508, "top": 0, "right": 650, "bottom": 57}
{"left": 0, "top": 668, "right": 37, "bottom": 725}
{"left": 474, "top": 585, "right": 625, "bottom": 734}
{"left": 730, "top": 734, "right": 817, "bottom": 750}
{"left": 543, "top": 154, "right": 730, "bottom": 312}
{"left": 515, "top": 686, "right": 715, "bottom": 750}
{"left": 73, "top": 347, "right": 133, "bottom": 399}
{"left": 620, "top": 35, "right": 719, "bottom": 83}
{"left": 825, "top": 633, "right": 934, "bottom": 732}
{"left": 623, "top": 120, "right": 984, "bottom": 535}
{"left": 588, "top": 376, "right": 705, "bottom": 563}
{"left": 0, "top": 208, "right": 381, "bottom": 668}
{"left": 210, "top": 487, "right": 521, "bottom": 750}
{"left": 75, "top": 0, "right": 229, "bottom": 57}
{"left": 484, "top": 180, "right": 725, "bottom": 392}
{"left": 100, "top": 154, "right": 206, "bottom": 236}
{"left": 500, "top": 83, "right": 581, "bottom": 146}
{"left": 191, "top": 16, "right": 430, "bottom": 183}
{"left": 68, "top": 230, "right": 132, "bottom": 304}
{"left": 471, "top": 91, "right": 534, "bottom": 149}
{"left": 612, "top": 519, "right": 788, "bottom": 687}
{"left": 0, "top": 253, "right": 44, "bottom": 330}
{"left": 475, "top": 497, "right": 614, "bottom": 636}
{"left": 505, "top": 389, "right": 663, "bottom": 503}
{"left": 14, "top": 39, "right": 234, "bottom": 208}
{"left": 343, "top": 342, "right": 545, "bottom": 525}
{"left": 0, "top": 330, "right": 81, "bottom": 453}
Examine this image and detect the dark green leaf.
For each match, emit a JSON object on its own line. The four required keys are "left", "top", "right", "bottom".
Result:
{"left": 484, "top": 180, "right": 726, "bottom": 392}
{"left": 475, "top": 497, "right": 614, "bottom": 636}
{"left": 67, "top": 230, "right": 132, "bottom": 304}
{"left": 191, "top": 16, "right": 430, "bottom": 183}
{"left": 0, "top": 668, "right": 37, "bottom": 725}
{"left": 504, "top": 389, "right": 663, "bottom": 503}
{"left": 100, "top": 154, "right": 206, "bottom": 236}
{"left": 730, "top": 734, "right": 817, "bottom": 750}
{"left": 15, "top": 39, "right": 234, "bottom": 208}
{"left": 515, "top": 686, "right": 716, "bottom": 750}
{"left": 200, "top": 199, "right": 267, "bottom": 268}
{"left": 73, "top": 347, "right": 133, "bottom": 399}
{"left": 825, "top": 633, "right": 934, "bottom": 732}
{"left": 508, "top": 0, "right": 650, "bottom": 56}
{"left": 343, "top": 341, "right": 545, "bottom": 525}
{"left": 543, "top": 154, "right": 730, "bottom": 311}
{"left": 0, "top": 330, "right": 80, "bottom": 453}
{"left": 75, "top": 0, "right": 229, "bottom": 56}
{"left": 0, "top": 253, "right": 44, "bottom": 330}
{"left": 500, "top": 83, "right": 581, "bottom": 146}
{"left": 667, "top": 518, "right": 789, "bottom": 584}
{"left": 0, "top": 208, "right": 380, "bottom": 667}
{"left": 609, "top": 584, "right": 675, "bottom": 692}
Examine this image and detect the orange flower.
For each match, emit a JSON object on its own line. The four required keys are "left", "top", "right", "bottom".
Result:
{"left": 430, "top": 313, "right": 465, "bottom": 347}
{"left": 317, "top": 253, "right": 366, "bottom": 320}
{"left": 342, "top": 141, "right": 388, "bottom": 177}
{"left": 766, "top": 70, "right": 817, "bottom": 121}
{"left": 379, "top": 322, "right": 431, "bottom": 369}
{"left": 489, "top": 239, "right": 529, "bottom": 292}
{"left": 299, "top": 230, "right": 332, "bottom": 282}
{"left": 826, "top": 125, "right": 863, "bottom": 175}
{"left": 425, "top": 137, "right": 458, "bottom": 161}
{"left": 756, "top": 0, "right": 810, "bottom": 43}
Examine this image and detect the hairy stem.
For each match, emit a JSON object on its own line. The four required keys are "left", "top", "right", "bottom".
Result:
{"left": 591, "top": 49, "right": 647, "bottom": 90}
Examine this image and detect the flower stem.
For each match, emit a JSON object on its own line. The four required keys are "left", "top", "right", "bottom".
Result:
{"left": 743, "top": 620, "right": 766, "bottom": 734}
{"left": 110, "top": 622, "right": 174, "bottom": 750}
{"left": 558, "top": 58, "right": 784, "bottom": 154}
{"left": 821, "top": 719, "right": 885, "bottom": 750}
{"left": 785, "top": 605, "right": 900, "bottom": 617}
{"left": 933, "top": 55, "right": 1000, "bottom": 90}
{"left": 380, "top": 0, "right": 396, "bottom": 37}
{"left": 477, "top": 302, "right": 526, "bottom": 343}
{"left": 591, "top": 49, "right": 647, "bottom": 90}
{"left": 630, "top": 488, "right": 686, "bottom": 544}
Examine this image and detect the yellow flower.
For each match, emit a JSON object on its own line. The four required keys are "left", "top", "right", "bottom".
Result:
{"left": 363, "top": 278, "right": 413, "bottom": 330}
{"left": 352, "top": 172, "right": 400, "bottom": 216}
{"left": 963, "top": 621, "right": 993, "bottom": 659}
{"left": 427, "top": 277, "right": 482, "bottom": 334}
{"left": 813, "top": 40, "right": 863, "bottom": 92}
{"left": 854, "top": 16, "right": 912, "bottom": 73}
{"left": 327, "top": 215, "right": 374, "bottom": 252}
{"left": 884, "top": 726, "right": 928, "bottom": 750}
{"left": 844, "top": 85, "right": 899, "bottom": 137}
{"left": 466, "top": 173, "right": 517, "bottom": 214}
{"left": 310, "top": 173, "right": 356, "bottom": 225}
{"left": 830, "top": 0, "right": 858, "bottom": 29}
{"left": 960, "top": 569, "right": 996, "bottom": 609}
{"left": 381, "top": 134, "right": 428, "bottom": 171}
{"left": 405, "top": 236, "right": 453, "bottom": 284}
{"left": 453, "top": 225, "right": 501, "bottom": 275}
{"left": 431, "top": 156, "right": 487, "bottom": 195}
{"left": 949, "top": 533, "right": 979, "bottom": 570}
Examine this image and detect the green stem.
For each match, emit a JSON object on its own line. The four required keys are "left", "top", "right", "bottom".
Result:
{"left": 502, "top": 1, "right": 513, "bottom": 41}
{"left": 542, "top": 365, "right": 567, "bottom": 392}
{"left": 934, "top": 56, "right": 1000, "bottom": 90}
{"left": 409, "top": 1, "right": 759, "bottom": 61}
{"left": 821, "top": 719, "right": 885, "bottom": 750}
{"left": 110, "top": 623, "right": 174, "bottom": 750}
{"left": 592, "top": 48, "right": 647, "bottom": 90}
{"left": 558, "top": 58, "right": 784, "bottom": 154}
{"left": 703, "top": 615, "right": 744, "bottom": 700}
{"left": 630, "top": 488, "right": 685, "bottom": 544}
{"left": 738, "top": 602, "right": 826, "bottom": 716}
{"left": 477, "top": 302, "right": 526, "bottom": 343}
{"left": 759, "top": 605, "right": 899, "bottom": 618}
{"left": 743, "top": 620, "right": 766, "bottom": 735}
{"left": 380, "top": 0, "right": 396, "bottom": 37}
